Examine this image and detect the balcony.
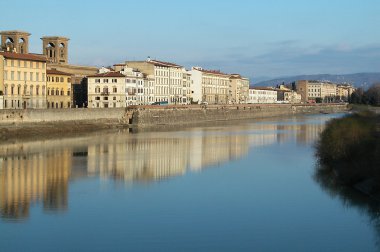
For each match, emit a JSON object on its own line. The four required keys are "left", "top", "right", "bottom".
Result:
{"left": 101, "top": 91, "right": 109, "bottom": 96}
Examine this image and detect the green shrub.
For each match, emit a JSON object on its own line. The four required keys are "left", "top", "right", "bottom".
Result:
{"left": 316, "top": 112, "right": 380, "bottom": 186}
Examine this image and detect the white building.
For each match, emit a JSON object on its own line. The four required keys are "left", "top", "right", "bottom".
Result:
{"left": 190, "top": 67, "right": 229, "bottom": 104}
{"left": 87, "top": 72, "right": 126, "bottom": 108}
{"left": 248, "top": 87, "right": 277, "bottom": 104}
{"left": 0, "top": 95, "right": 3, "bottom": 109}
{"left": 124, "top": 58, "right": 188, "bottom": 105}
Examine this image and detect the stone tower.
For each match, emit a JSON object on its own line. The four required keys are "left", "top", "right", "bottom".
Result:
{"left": 41, "top": 36, "right": 69, "bottom": 64}
{"left": 0, "top": 30, "right": 31, "bottom": 53}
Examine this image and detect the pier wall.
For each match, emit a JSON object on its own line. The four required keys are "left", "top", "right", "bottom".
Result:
{"left": 0, "top": 104, "right": 348, "bottom": 127}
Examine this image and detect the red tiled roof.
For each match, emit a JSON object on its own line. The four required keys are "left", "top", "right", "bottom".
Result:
{"left": 47, "top": 69, "right": 72, "bottom": 76}
{"left": 148, "top": 59, "right": 182, "bottom": 68}
{"left": 0, "top": 52, "right": 47, "bottom": 62}
{"left": 197, "top": 68, "right": 230, "bottom": 77}
{"left": 87, "top": 72, "right": 125, "bottom": 78}
{"left": 251, "top": 86, "right": 277, "bottom": 91}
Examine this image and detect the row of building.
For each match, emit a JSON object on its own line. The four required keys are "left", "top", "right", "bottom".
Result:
{"left": 0, "top": 30, "right": 354, "bottom": 110}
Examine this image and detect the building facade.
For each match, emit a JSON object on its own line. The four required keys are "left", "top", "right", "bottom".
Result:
{"left": 87, "top": 72, "right": 126, "bottom": 108}
{"left": 248, "top": 87, "right": 277, "bottom": 104}
{"left": 125, "top": 58, "right": 187, "bottom": 105}
{"left": 296, "top": 80, "right": 338, "bottom": 103}
{"left": 46, "top": 69, "right": 72, "bottom": 108}
{"left": 190, "top": 67, "right": 229, "bottom": 104}
{"left": 0, "top": 52, "right": 47, "bottom": 109}
{"left": 229, "top": 74, "right": 250, "bottom": 104}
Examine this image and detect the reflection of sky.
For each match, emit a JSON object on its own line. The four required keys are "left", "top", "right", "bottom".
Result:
{"left": 0, "top": 114, "right": 340, "bottom": 221}
{"left": 0, "top": 113, "right": 378, "bottom": 251}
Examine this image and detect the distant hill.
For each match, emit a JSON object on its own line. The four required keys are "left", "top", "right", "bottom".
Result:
{"left": 252, "top": 73, "right": 380, "bottom": 89}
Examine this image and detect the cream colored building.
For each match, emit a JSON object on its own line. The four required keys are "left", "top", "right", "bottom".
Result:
{"left": 116, "top": 65, "right": 155, "bottom": 106}
{"left": 284, "top": 90, "right": 302, "bottom": 103}
{"left": 296, "top": 80, "right": 338, "bottom": 102}
{"left": 46, "top": 69, "right": 72, "bottom": 108}
{"left": 124, "top": 58, "right": 187, "bottom": 104}
{"left": 336, "top": 84, "right": 355, "bottom": 101}
{"left": 229, "top": 74, "right": 250, "bottom": 104}
{"left": 190, "top": 67, "right": 229, "bottom": 104}
{"left": 87, "top": 71, "right": 126, "bottom": 108}
{"left": 0, "top": 52, "right": 47, "bottom": 109}
{"left": 248, "top": 87, "right": 277, "bottom": 103}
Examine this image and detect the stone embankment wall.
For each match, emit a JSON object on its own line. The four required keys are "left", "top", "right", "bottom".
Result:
{"left": 0, "top": 104, "right": 348, "bottom": 127}
{"left": 129, "top": 104, "right": 348, "bottom": 127}
{"left": 0, "top": 108, "right": 127, "bottom": 125}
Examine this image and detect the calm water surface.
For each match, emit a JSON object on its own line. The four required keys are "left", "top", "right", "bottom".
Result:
{"left": 1, "top": 114, "right": 379, "bottom": 251}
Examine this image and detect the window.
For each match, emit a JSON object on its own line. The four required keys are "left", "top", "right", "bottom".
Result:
{"left": 11, "top": 60, "right": 14, "bottom": 67}
{"left": 56, "top": 77, "right": 59, "bottom": 82}
{"left": 17, "top": 85, "right": 21, "bottom": 95}
{"left": 112, "top": 79, "right": 117, "bottom": 83}
{"left": 113, "top": 87, "right": 117, "bottom": 93}
{"left": 61, "top": 90, "right": 64, "bottom": 96}
{"left": 36, "top": 86, "right": 40, "bottom": 95}
{"left": 95, "top": 86, "right": 100, "bottom": 93}
{"left": 17, "top": 71, "right": 21, "bottom": 80}
{"left": 42, "top": 73, "right": 45, "bottom": 82}
{"left": 67, "top": 90, "right": 71, "bottom": 96}
{"left": 103, "top": 79, "right": 109, "bottom": 83}
{"left": 113, "top": 97, "right": 116, "bottom": 100}
{"left": 68, "top": 78, "right": 71, "bottom": 83}
{"left": 11, "top": 86, "right": 14, "bottom": 95}
{"left": 95, "top": 79, "right": 100, "bottom": 83}
{"left": 56, "top": 89, "right": 59, "bottom": 95}
{"left": 11, "top": 71, "right": 14, "bottom": 80}
{"left": 4, "top": 71, "right": 8, "bottom": 80}
{"left": 30, "top": 86, "right": 33, "bottom": 95}
{"left": 30, "top": 72, "right": 33, "bottom": 81}
{"left": 95, "top": 97, "right": 100, "bottom": 100}
{"left": 36, "top": 73, "right": 40, "bottom": 82}
{"left": 60, "top": 77, "right": 64, "bottom": 82}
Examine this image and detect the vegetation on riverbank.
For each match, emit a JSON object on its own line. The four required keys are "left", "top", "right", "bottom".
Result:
{"left": 315, "top": 111, "right": 380, "bottom": 194}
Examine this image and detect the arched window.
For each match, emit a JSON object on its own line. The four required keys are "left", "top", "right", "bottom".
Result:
{"left": 19, "top": 38, "right": 25, "bottom": 53}
{"left": 46, "top": 43, "right": 55, "bottom": 59}
{"left": 47, "top": 88, "right": 50, "bottom": 95}
{"left": 56, "top": 89, "right": 59, "bottom": 95}
{"left": 5, "top": 37, "right": 14, "bottom": 52}
{"left": 61, "top": 89, "right": 64, "bottom": 96}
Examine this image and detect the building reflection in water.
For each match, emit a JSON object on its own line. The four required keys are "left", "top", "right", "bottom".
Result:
{"left": 0, "top": 116, "right": 327, "bottom": 220}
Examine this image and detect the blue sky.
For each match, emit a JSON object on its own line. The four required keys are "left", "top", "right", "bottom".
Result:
{"left": 1, "top": 0, "right": 379, "bottom": 81}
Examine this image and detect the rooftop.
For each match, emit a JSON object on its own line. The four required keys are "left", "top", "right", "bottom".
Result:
{"left": 0, "top": 52, "right": 47, "bottom": 62}
{"left": 87, "top": 72, "right": 125, "bottom": 78}
{"left": 47, "top": 69, "right": 72, "bottom": 76}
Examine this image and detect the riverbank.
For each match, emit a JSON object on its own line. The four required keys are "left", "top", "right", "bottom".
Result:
{"left": 315, "top": 111, "right": 380, "bottom": 198}
{"left": 0, "top": 103, "right": 348, "bottom": 140}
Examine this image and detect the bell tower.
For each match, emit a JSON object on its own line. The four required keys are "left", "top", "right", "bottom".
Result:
{"left": 41, "top": 36, "right": 69, "bottom": 64}
{"left": 0, "top": 30, "right": 30, "bottom": 53}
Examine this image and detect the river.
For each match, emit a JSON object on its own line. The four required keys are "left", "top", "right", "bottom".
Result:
{"left": 0, "top": 113, "right": 378, "bottom": 251}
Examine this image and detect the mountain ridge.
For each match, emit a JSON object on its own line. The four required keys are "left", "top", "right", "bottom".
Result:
{"left": 252, "top": 73, "right": 380, "bottom": 88}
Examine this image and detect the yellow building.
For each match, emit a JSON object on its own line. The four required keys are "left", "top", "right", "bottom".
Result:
{"left": 46, "top": 69, "right": 72, "bottom": 108}
{"left": 229, "top": 74, "right": 250, "bottom": 104}
{"left": 0, "top": 52, "right": 47, "bottom": 109}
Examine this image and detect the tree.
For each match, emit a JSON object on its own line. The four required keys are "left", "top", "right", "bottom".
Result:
{"left": 366, "top": 83, "right": 380, "bottom": 106}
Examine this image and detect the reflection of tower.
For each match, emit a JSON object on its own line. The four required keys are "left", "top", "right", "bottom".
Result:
{"left": 41, "top": 36, "right": 69, "bottom": 64}
{"left": 0, "top": 30, "right": 30, "bottom": 53}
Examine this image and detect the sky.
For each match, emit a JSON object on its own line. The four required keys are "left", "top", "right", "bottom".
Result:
{"left": 1, "top": 0, "right": 379, "bottom": 81}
